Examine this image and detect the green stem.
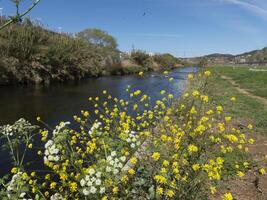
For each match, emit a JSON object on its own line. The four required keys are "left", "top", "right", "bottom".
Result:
{"left": 0, "top": 0, "right": 42, "bottom": 30}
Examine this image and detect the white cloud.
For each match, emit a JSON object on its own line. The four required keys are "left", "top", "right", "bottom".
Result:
{"left": 218, "top": 0, "right": 267, "bottom": 21}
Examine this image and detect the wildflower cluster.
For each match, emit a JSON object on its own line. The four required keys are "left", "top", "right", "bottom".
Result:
{"left": 0, "top": 70, "right": 266, "bottom": 200}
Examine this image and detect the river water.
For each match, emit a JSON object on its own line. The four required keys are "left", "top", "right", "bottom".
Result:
{"left": 0, "top": 67, "right": 197, "bottom": 176}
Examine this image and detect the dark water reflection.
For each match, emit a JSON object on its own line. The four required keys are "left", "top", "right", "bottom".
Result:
{"left": 0, "top": 67, "right": 197, "bottom": 126}
{"left": 0, "top": 67, "right": 197, "bottom": 176}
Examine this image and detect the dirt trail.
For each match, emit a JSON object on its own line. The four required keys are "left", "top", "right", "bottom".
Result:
{"left": 221, "top": 75, "right": 267, "bottom": 107}
{"left": 211, "top": 76, "right": 267, "bottom": 199}
{"left": 210, "top": 133, "right": 267, "bottom": 200}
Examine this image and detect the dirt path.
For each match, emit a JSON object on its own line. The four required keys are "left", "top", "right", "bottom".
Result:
{"left": 210, "top": 132, "right": 267, "bottom": 200}
{"left": 221, "top": 75, "right": 267, "bottom": 107}
{"left": 210, "top": 76, "right": 267, "bottom": 199}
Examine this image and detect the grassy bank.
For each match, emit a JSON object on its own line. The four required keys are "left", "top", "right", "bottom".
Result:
{"left": 206, "top": 66, "right": 267, "bottom": 135}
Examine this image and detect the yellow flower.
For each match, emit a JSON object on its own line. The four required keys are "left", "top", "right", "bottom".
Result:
{"left": 216, "top": 105, "right": 223, "bottom": 112}
{"left": 248, "top": 139, "right": 255, "bottom": 144}
{"left": 169, "top": 77, "right": 174, "bottom": 82}
{"left": 192, "top": 90, "right": 200, "bottom": 97}
{"left": 166, "top": 189, "right": 175, "bottom": 197}
{"left": 163, "top": 160, "right": 169, "bottom": 167}
{"left": 11, "top": 167, "right": 18, "bottom": 174}
{"left": 138, "top": 71, "right": 144, "bottom": 76}
{"left": 112, "top": 186, "right": 119, "bottom": 194}
{"left": 259, "top": 168, "right": 266, "bottom": 175}
{"left": 222, "top": 192, "right": 233, "bottom": 200}
{"left": 192, "top": 164, "right": 200, "bottom": 171}
{"left": 163, "top": 71, "right": 169, "bottom": 75}
{"left": 50, "top": 182, "right": 57, "bottom": 189}
{"left": 230, "top": 97, "right": 236, "bottom": 102}
{"left": 36, "top": 116, "right": 41, "bottom": 121}
{"left": 188, "top": 74, "right": 194, "bottom": 80}
{"left": 121, "top": 175, "right": 129, "bottom": 183}
{"left": 210, "top": 186, "right": 216, "bottom": 194}
{"left": 154, "top": 175, "right": 167, "bottom": 184}
{"left": 190, "top": 106, "right": 197, "bottom": 115}
{"left": 204, "top": 70, "right": 211, "bottom": 77}
{"left": 151, "top": 152, "right": 161, "bottom": 161}
{"left": 156, "top": 187, "right": 164, "bottom": 195}
{"left": 28, "top": 143, "right": 33, "bottom": 149}
{"left": 69, "top": 182, "right": 77, "bottom": 192}
{"left": 237, "top": 171, "right": 245, "bottom": 177}
{"left": 247, "top": 124, "right": 253, "bottom": 130}
{"left": 188, "top": 144, "right": 198, "bottom": 154}
{"left": 130, "top": 157, "right": 137, "bottom": 165}
{"left": 128, "top": 168, "right": 135, "bottom": 175}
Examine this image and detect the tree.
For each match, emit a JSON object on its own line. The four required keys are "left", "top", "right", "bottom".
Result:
{"left": 77, "top": 28, "right": 118, "bottom": 50}
{"left": 198, "top": 58, "right": 208, "bottom": 67}
{"left": 153, "top": 53, "right": 180, "bottom": 69}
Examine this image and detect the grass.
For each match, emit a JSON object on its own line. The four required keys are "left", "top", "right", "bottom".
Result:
{"left": 206, "top": 66, "right": 267, "bottom": 135}
{"left": 211, "top": 66, "right": 267, "bottom": 98}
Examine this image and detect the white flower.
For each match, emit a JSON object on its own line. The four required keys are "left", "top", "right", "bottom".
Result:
{"left": 109, "top": 160, "right": 114, "bottom": 165}
{"left": 113, "top": 169, "right": 119, "bottom": 174}
{"left": 91, "top": 177, "right": 96, "bottom": 183}
{"left": 85, "top": 175, "right": 90, "bottom": 181}
{"left": 54, "top": 156, "right": 59, "bottom": 162}
{"left": 96, "top": 172, "right": 102, "bottom": 178}
{"left": 107, "top": 156, "right": 112, "bottom": 161}
{"left": 88, "top": 168, "right": 95, "bottom": 175}
{"left": 50, "top": 193, "right": 63, "bottom": 200}
{"left": 100, "top": 187, "right": 106, "bottom": 194}
{"left": 80, "top": 179, "right": 86, "bottom": 187}
{"left": 136, "top": 141, "right": 141, "bottom": 146}
{"left": 82, "top": 189, "right": 89, "bottom": 196}
{"left": 111, "top": 151, "right": 117, "bottom": 157}
{"left": 20, "top": 192, "right": 26, "bottom": 198}
{"left": 120, "top": 156, "right": 126, "bottom": 162}
{"left": 90, "top": 186, "right": 97, "bottom": 194}
{"left": 117, "top": 163, "right": 123, "bottom": 168}
{"left": 95, "top": 179, "right": 101, "bottom": 186}
{"left": 87, "top": 181, "right": 93, "bottom": 187}
{"left": 130, "top": 143, "right": 136, "bottom": 148}
{"left": 126, "top": 138, "right": 131, "bottom": 143}
{"left": 106, "top": 166, "right": 111, "bottom": 172}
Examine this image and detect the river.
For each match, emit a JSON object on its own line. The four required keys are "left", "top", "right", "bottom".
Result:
{"left": 0, "top": 67, "right": 197, "bottom": 176}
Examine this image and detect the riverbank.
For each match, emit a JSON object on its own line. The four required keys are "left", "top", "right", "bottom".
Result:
{"left": 0, "top": 69, "right": 261, "bottom": 199}
{"left": 0, "top": 21, "right": 184, "bottom": 86}
{"left": 205, "top": 66, "right": 267, "bottom": 199}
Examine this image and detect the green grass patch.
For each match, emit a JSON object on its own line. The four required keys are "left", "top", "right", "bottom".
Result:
{"left": 210, "top": 66, "right": 267, "bottom": 98}
{"left": 206, "top": 66, "right": 267, "bottom": 135}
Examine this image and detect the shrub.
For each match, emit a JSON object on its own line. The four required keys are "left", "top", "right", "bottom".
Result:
{"left": 130, "top": 50, "right": 153, "bottom": 70}
{"left": 153, "top": 53, "right": 181, "bottom": 69}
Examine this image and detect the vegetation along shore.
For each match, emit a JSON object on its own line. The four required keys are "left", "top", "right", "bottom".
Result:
{"left": 0, "top": 19, "right": 184, "bottom": 86}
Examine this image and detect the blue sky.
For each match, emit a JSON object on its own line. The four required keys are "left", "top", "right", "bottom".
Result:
{"left": 1, "top": 0, "right": 267, "bottom": 57}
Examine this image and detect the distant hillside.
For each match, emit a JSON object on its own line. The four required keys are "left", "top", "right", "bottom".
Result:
{"left": 185, "top": 47, "right": 267, "bottom": 65}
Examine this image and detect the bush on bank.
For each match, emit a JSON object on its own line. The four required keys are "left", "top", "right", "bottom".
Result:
{"left": 0, "top": 19, "right": 120, "bottom": 85}
{"left": 0, "top": 70, "right": 266, "bottom": 200}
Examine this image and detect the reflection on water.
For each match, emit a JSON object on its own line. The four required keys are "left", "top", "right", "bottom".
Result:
{"left": 0, "top": 67, "right": 197, "bottom": 126}
{"left": 0, "top": 67, "right": 197, "bottom": 176}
